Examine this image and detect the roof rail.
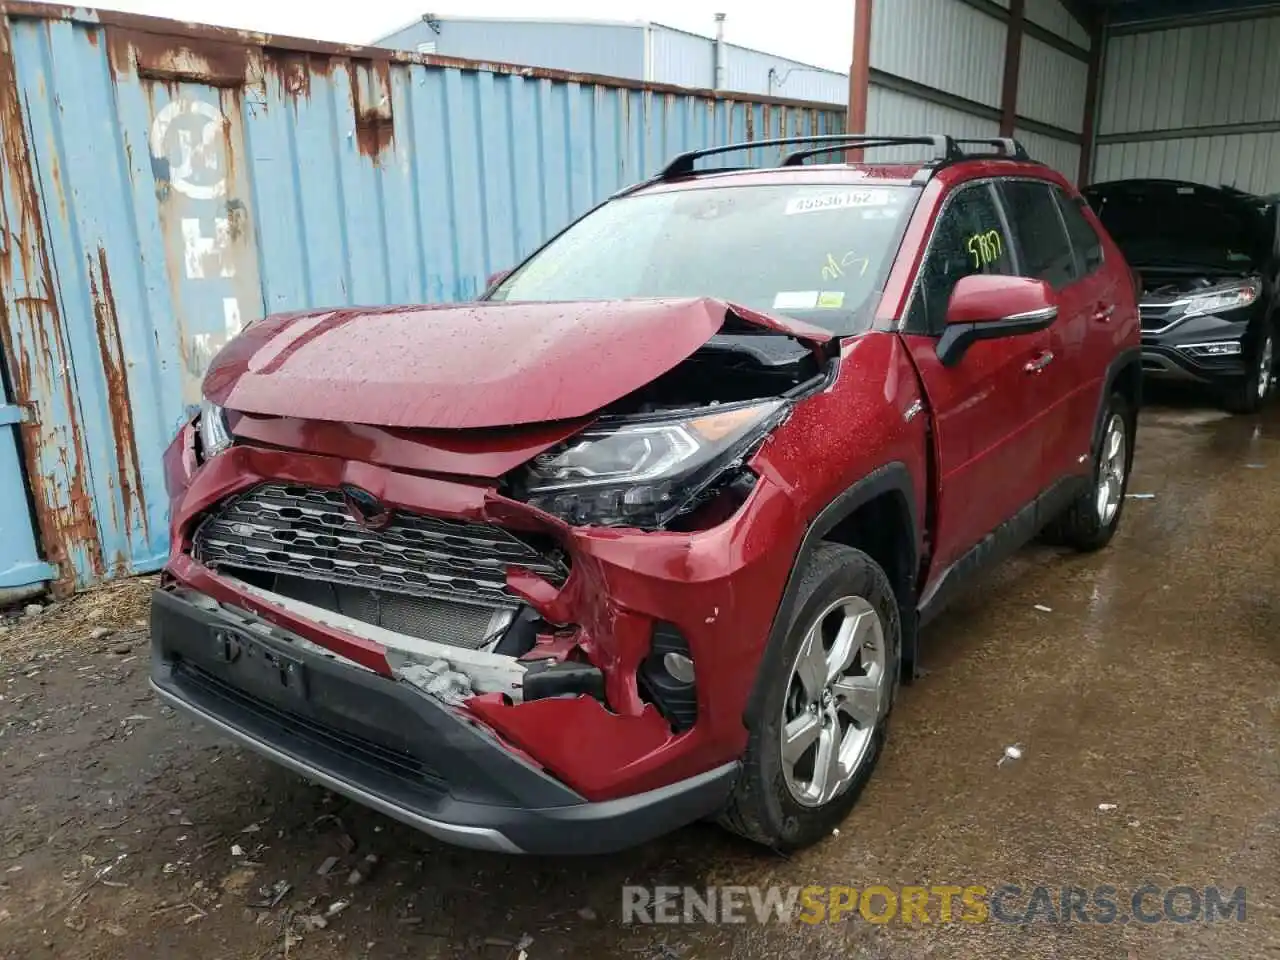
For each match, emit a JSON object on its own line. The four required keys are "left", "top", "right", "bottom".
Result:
{"left": 953, "top": 137, "right": 1032, "bottom": 161}
{"left": 780, "top": 137, "right": 952, "bottom": 166}
{"left": 658, "top": 134, "right": 961, "bottom": 179}
{"left": 651, "top": 134, "right": 1039, "bottom": 190}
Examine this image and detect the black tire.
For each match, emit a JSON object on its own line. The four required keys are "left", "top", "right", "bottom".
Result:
{"left": 1222, "top": 323, "right": 1275, "bottom": 414}
{"left": 1045, "top": 391, "right": 1133, "bottom": 552}
{"left": 717, "top": 543, "right": 899, "bottom": 852}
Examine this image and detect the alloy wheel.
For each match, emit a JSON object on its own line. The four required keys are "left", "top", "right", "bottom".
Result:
{"left": 780, "top": 596, "right": 888, "bottom": 808}
{"left": 1095, "top": 413, "right": 1126, "bottom": 527}
{"left": 1257, "top": 333, "right": 1274, "bottom": 402}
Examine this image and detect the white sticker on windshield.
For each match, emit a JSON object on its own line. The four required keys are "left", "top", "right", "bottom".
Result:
{"left": 773, "top": 290, "right": 819, "bottom": 310}
{"left": 785, "top": 190, "right": 893, "bottom": 215}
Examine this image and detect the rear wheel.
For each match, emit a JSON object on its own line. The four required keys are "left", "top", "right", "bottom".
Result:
{"left": 718, "top": 543, "right": 899, "bottom": 851}
{"left": 1223, "top": 324, "right": 1274, "bottom": 414}
{"left": 1045, "top": 392, "right": 1132, "bottom": 552}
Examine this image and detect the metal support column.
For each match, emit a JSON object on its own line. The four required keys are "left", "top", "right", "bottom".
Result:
{"left": 999, "top": 0, "right": 1026, "bottom": 137}
{"left": 846, "top": 0, "right": 874, "bottom": 160}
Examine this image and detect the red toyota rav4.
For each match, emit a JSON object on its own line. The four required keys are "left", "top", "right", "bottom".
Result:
{"left": 153, "top": 135, "right": 1140, "bottom": 854}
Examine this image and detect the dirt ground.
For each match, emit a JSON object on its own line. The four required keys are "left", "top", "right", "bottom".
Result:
{"left": 1, "top": 397, "right": 1278, "bottom": 960}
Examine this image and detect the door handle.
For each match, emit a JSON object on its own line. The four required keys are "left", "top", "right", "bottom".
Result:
{"left": 1092, "top": 304, "right": 1115, "bottom": 323}
{"left": 1024, "top": 350, "right": 1054, "bottom": 374}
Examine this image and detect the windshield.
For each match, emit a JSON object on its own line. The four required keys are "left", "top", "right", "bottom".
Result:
{"left": 1086, "top": 183, "right": 1270, "bottom": 271}
{"left": 488, "top": 183, "right": 917, "bottom": 334}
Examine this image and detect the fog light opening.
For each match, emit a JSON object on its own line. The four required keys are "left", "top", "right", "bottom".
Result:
{"left": 638, "top": 622, "right": 698, "bottom": 732}
{"left": 1180, "top": 340, "right": 1243, "bottom": 358}
{"left": 662, "top": 651, "right": 696, "bottom": 684}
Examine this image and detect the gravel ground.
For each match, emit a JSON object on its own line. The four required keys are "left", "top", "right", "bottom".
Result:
{"left": 1, "top": 399, "right": 1277, "bottom": 960}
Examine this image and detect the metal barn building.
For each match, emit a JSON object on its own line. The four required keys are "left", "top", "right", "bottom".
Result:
{"left": 372, "top": 14, "right": 851, "bottom": 105}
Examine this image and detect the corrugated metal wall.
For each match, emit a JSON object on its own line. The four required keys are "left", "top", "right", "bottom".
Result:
{"left": 1016, "top": 37, "right": 1088, "bottom": 135}
{"left": 1015, "top": 2, "right": 1089, "bottom": 186}
{"left": 0, "top": 4, "right": 844, "bottom": 592}
{"left": 0, "top": 363, "right": 53, "bottom": 597}
{"left": 871, "top": 0, "right": 1006, "bottom": 108}
{"left": 1026, "top": 0, "right": 1091, "bottom": 48}
{"left": 1094, "top": 13, "right": 1280, "bottom": 190}
{"left": 1094, "top": 134, "right": 1280, "bottom": 195}
{"left": 648, "top": 24, "right": 709, "bottom": 88}
{"left": 867, "top": 87, "right": 1001, "bottom": 162}
{"left": 867, "top": 0, "right": 1088, "bottom": 182}
{"left": 1015, "top": 126, "right": 1082, "bottom": 180}
{"left": 1099, "top": 18, "right": 1280, "bottom": 135}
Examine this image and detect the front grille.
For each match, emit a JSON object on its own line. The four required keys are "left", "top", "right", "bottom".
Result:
{"left": 1140, "top": 307, "right": 1174, "bottom": 332}
{"left": 271, "top": 574, "right": 510, "bottom": 651}
{"left": 192, "top": 483, "right": 566, "bottom": 612}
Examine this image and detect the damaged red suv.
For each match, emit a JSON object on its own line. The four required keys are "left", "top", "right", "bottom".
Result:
{"left": 153, "top": 135, "right": 1141, "bottom": 854}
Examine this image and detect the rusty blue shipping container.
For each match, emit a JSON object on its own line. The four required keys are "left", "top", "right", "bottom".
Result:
{"left": 0, "top": 3, "right": 846, "bottom": 595}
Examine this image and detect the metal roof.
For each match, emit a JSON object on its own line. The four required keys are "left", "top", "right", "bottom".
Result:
{"left": 1089, "top": 0, "right": 1280, "bottom": 26}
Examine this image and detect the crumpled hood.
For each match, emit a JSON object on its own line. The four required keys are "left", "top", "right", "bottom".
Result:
{"left": 203, "top": 297, "right": 830, "bottom": 430}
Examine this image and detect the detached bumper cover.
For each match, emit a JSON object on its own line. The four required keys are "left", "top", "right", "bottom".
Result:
{"left": 150, "top": 587, "right": 737, "bottom": 855}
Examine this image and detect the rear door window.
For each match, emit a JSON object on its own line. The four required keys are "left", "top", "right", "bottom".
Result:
{"left": 999, "top": 180, "right": 1077, "bottom": 289}
{"left": 907, "top": 183, "right": 1015, "bottom": 335}
{"left": 1054, "top": 188, "right": 1105, "bottom": 276}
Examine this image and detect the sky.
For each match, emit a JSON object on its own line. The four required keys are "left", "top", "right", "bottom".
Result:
{"left": 97, "top": 0, "right": 855, "bottom": 73}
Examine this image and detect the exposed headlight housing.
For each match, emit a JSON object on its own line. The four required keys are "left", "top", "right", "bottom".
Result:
{"left": 197, "top": 398, "right": 233, "bottom": 460}
{"left": 520, "top": 399, "right": 786, "bottom": 528}
{"left": 1182, "top": 281, "right": 1260, "bottom": 319}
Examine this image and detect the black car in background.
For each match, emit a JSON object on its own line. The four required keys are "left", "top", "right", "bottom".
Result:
{"left": 1083, "top": 178, "right": 1279, "bottom": 413}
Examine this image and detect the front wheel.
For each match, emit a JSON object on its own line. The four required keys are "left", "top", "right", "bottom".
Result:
{"left": 717, "top": 543, "right": 899, "bottom": 851}
{"left": 1222, "top": 325, "right": 1274, "bottom": 414}
{"left": 1045, "top": 392, "right": 1133, "bottom": 552}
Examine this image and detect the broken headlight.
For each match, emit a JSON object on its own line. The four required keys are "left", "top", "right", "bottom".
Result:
{"left": 521, "top": 399, "right": 786, "bottom": 528}
{"left": 197, "top": 398, "right": 233, "bottom": 460}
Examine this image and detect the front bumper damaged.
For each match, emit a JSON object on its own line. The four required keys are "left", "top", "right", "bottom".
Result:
{"left": 157, "top": 422, "right": 802, "bottom": 845}
{"left": 151, "top": 588, "right": 737, "bottom": 855}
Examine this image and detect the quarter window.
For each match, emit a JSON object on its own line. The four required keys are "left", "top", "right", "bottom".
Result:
{"left": 1000, "top": 180, "right": 1077, "bottom": 289}
{"left": 908, "top": 184, "right": 1015, "bottom": 335}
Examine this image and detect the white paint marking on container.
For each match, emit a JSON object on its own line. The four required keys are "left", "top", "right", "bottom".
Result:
{"left": 223, "top": 298, "right": 242, "bottom": 338}
{"left": 150, "top": 99, "right": 227, "bottom": 200}
{"left": 181, "top": 217, "right": 235, "bottom": 280}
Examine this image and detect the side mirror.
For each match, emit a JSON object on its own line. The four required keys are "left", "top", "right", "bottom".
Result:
{"left": 936, "top": 274, "right": 1059, "bottom": 366}
{"left": 486, "top": 268, "right": 511, "bottom": 291}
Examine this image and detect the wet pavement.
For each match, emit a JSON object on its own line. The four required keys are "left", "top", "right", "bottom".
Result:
{"left": 1, "top": 396, "right": 1277, "bottom": 959}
